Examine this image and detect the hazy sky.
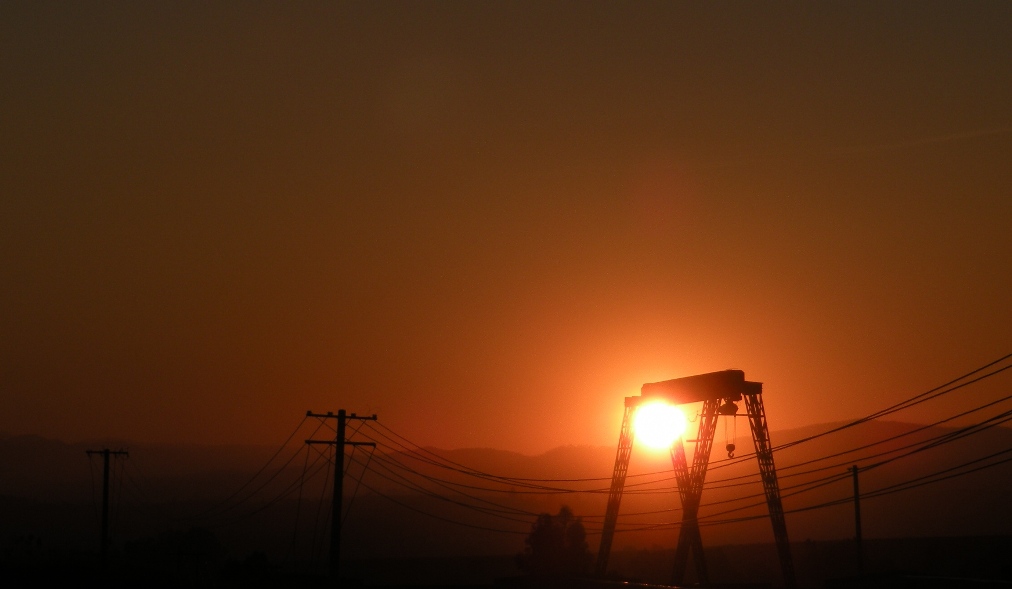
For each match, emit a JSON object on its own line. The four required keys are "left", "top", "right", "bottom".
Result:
{"left": 2, "top": 2, "right": 1010, "bottom": 453}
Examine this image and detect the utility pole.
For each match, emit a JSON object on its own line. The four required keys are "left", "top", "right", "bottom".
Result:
{"left": 306, "top": 410, "right": 376, "bottom": 586}
{"left": 85, "top": 448, "right": 128, "bottom": 570}
{"left": 851, "top": 465, "right": 863, "bottom": 574}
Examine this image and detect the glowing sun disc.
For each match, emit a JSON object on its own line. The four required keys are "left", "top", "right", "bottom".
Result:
{"left": 633, "top": 402, "right": 688, "bottom": 449}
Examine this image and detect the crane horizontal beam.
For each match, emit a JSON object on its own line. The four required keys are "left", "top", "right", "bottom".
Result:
{"left": 640, "top": 369, "right": 760, "bottom": 405}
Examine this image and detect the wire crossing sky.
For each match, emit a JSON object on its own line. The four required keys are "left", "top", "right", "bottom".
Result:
{"left": 112, "top": 352, "right": 1011, "bottom": 552}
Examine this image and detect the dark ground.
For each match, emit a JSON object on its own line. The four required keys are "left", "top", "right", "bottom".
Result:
{"left": 4, "top": 536, "right": 1011, "bottom": 588}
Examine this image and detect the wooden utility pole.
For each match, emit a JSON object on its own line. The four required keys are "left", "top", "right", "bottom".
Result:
{"left": 85, "top": 448, "right": 128, "bottom": 569}
{"left": 306, "top": 410, "right": 376, "bottom": 585}
{"left": 851, "top": 465, "right": 863, "bottom": 574}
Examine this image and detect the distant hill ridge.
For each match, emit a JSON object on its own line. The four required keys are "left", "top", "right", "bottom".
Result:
{"left": 4, "top": 420, "right": 1009, "bottom": 496}
{"left": 3, "top": 420, "right": 1011, "bottom": 557}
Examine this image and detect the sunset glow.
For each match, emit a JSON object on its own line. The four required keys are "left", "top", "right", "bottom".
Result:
{"left": 633, "top": 401, "right": 689, "bottom": 449}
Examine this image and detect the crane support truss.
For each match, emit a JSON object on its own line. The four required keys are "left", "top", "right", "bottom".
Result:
{"left": 670, "top": 398, "right": 720, "bottom": 585}
{"left": 596, "top": 399, "right": 636, "bottom": 571}
{"left": 743, "top": 389, "right": 796, "bottom": 587}
{"left": 595, "top": 370, "right": 796, "bottom": 589}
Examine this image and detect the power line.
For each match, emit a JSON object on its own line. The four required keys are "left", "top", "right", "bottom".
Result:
{"left": 200, "top": 445, "right": 332, "bottom": 530}
{"left": 362, "top": 355, "right": 1011, "bottom": 489}
{"left": 697, "top": 388, "right": 1012, "bottom": 489}
{"left": 340, "top": 385, "right": 1012, "bottom": 536}
{"left": 284, "top": 441, "right": 314, "bottom": 567}
{"left": 772, "top": 355, "right": 1012, "bottom": 453}
{"left": 308, "top": 443, "right": 332, "bottom": 573}
{"left": 353, "top": 479, "right": 531, "bottom": 536}
{"left": 697, "top": 359, "right": 1012, "bottom": 473}
{"left": 333, "top": 406, "right": 1011, "bottom": 538}
{"left": 179, "top": 416, "right": 316, "bottom": 521}
{"left": 677, "top": 407, "right": 1012, "bottom": 527}
{"left": 352, "top": 387, "right": 1011, "bottom": 503}
{"left": 342, "top": 445, "right": 375, "bottom": 526}
{"left": 696, "top": 444, "right": 1012, "bottom": 531}
{"left": 343, "top": 450, "right": 539, "bottom": 523}
{"left": 683, "top": 429, "right": 1012, "bottom": 532}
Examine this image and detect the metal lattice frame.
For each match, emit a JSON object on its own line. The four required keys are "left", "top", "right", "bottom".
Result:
{"left": 670, "top": 397, "right": 720, "bottom": 585}
{"left": 744, "top": 391, "right": 796, "bottom": 589}
{"left": 596, "top": 371, "right": 795, "bottom": 589}
{"left": 595, "top": 400, "right": 636, "bottom": 576}
{"left": 670, "top": 441, "right": 704, "bottom": 582}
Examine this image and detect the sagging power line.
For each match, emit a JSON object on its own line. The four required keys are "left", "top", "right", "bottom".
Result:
{"left": 108, "top": 352, "right": 1011, "bottom": 584}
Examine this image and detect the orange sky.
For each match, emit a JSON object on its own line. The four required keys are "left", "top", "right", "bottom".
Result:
{"left": 2, "top": 2, "right": 1010, "bottom": 454}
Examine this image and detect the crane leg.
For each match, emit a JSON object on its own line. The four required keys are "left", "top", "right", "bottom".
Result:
{"left": 671, "top": 398, "right": 720, "bottom": 586}
{"left": 744, "top": 391, "right": 796, "bottom": 589}
{"left": 596, "top": 399, "right": 636, "bottom": 577}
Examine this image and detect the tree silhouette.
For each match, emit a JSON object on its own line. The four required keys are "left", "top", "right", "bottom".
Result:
{"left": 516, "top": 506, "right": 593, "bottom": 576}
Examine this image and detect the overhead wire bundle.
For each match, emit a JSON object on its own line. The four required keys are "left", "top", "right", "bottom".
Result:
{"left": 328, "top": 352, "right": 1012, "bottom": 540}
{"left": 109, "top": 352, "right": 1012, "bottom": 558}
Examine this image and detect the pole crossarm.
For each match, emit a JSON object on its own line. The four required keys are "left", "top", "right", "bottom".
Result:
{"left": 306, "top": 440, "right": 376, "bottom": 447}
{"left": 307, "top": 410, "right": 377, "bottom": 421}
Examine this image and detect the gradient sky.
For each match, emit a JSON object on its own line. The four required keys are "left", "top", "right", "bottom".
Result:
{"left": 2, "top": 2, "right": 1011, "bottom": 454}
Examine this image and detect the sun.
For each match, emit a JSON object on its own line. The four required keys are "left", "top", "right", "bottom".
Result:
{"left": 633, "top": 401, "right": 689, "bottom": 449}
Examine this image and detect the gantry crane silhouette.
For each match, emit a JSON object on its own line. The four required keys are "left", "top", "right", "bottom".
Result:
{"left": 595, "top": 370, "right": 796, "bottom": 589}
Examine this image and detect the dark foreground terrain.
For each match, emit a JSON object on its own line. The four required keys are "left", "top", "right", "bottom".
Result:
{"left": 4, "top": 536, "right": 1011, "bottom": 588}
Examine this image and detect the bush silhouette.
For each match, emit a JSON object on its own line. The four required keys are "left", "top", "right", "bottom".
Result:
{"left": 516, "top": 506, "right": 593, "bottom": 576}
